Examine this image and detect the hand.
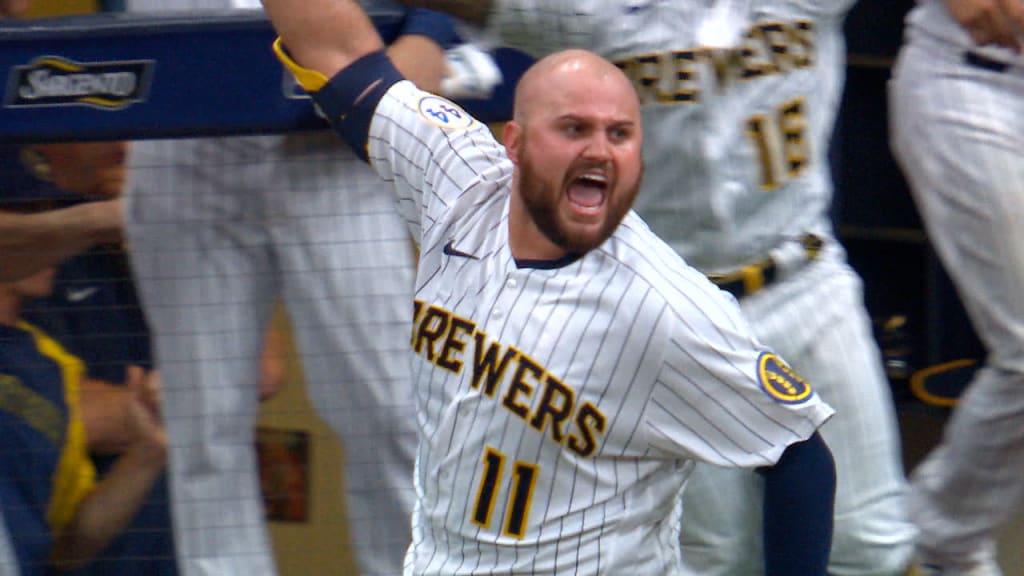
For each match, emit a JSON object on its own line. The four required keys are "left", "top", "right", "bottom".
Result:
{"left": 946, "top": 0, "right": 1024, "bottom": 51}
{"left": 124, "top": 366, "right": 168, "bottom": 459}
{"left": 441, "top": 44, "right": 503, "bottom": 99}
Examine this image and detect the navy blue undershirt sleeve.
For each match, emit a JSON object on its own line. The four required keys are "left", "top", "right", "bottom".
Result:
{"left": 309, "top": 50, "right": 403, "bottom": 162}
{"left": 757, "top": 431, "right": 836, "bottom": 576}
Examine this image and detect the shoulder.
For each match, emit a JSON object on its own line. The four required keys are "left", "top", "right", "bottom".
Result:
{"left": 604, "top": 213, "right": 733, "bottom": 314}
{"left": 372, "top": 83, "right": 509, "bottom": 184}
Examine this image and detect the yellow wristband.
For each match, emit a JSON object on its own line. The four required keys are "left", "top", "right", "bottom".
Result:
{"left": 272, "top": 37, "right": 329, "bottom": 92}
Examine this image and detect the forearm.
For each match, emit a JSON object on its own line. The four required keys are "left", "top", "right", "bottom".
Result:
{"left": 758, "top": 432, "right": 835, "bottom": 576}
{"left": 388, "top": 34, "right": 446, "bottom": 93}
{"left": 80, "top": 379, "right": 135, "bottom": 454}
{"left": 0, "top": 201, "right": 122, "bottom": 281}
{"left": 397, "top": 0, "right": 493, "bottom": 26}
{"left": 49, "top": 440, "right": 166, "bottom": 570}
{"left": 261, "top": 0, "right": 384, "bottom": 79}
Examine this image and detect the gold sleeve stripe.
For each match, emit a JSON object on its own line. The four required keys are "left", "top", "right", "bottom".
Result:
{"left": 20, "top": 322, "right": 97, "bottom": 533}
{"left": 272, "top": 37, "right": 329, "bottom": 92}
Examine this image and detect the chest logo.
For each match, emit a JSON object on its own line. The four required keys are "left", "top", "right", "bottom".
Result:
{"left": 66, "top": 287, "right": 99, "bottom": 302}
{"left": 443, "top": 240, "right": 478, "bottom": 260}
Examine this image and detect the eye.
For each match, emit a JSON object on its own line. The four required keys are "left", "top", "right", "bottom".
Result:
{"left": 563, "top": 123, "right": 583, "bottom": 137}
{"left": 609, "top": 126, "right": 631, "bottom": 142}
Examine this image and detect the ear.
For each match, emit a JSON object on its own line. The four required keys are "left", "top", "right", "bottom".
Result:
{"left": 502, "top": 120, "right": 521, "bottom": 165}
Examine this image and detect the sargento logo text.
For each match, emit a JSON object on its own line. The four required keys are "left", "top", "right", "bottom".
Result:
{"left": 6, "top": 55, "right": 154, "bottom": 110}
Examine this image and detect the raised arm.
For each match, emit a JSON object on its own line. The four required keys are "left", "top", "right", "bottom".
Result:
{"left": 260, "top": 0, "right": 385, "bottom": 78}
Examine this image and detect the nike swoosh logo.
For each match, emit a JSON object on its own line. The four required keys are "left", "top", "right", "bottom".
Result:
{"left": 66, "top": 287, "right": 99, "bottom": 302}
{"left": 443, "top": 240, "right": 478, "bottom": 260}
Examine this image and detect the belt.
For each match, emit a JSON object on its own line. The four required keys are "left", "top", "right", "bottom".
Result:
{"left": 964, "top": 50, "right": 1011, "bottom": 74}
{"left": 707, "top": 234, "right": 823, "bottom": 299}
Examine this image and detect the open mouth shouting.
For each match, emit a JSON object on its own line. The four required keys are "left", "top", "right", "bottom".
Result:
{"left": 566, "top": 169, "right": 609, "bottom": 218}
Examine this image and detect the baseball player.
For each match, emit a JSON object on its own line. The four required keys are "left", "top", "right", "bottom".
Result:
{"left": 263, "top": 0, "right": 839, "bottom": 573}
{"left": 122, "top": 1, "right": 482, "bottom": 575}
{"left": 392, "top": 0, "right": 917, "bottom": 573}
{"left": 889, "top": 1, "right": 1024, "bottom": 573}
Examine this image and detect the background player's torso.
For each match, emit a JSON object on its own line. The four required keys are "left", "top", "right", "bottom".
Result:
{"left": 489, "top": 0, "right": 855, "bottom": 271}
{"left": 0, "top": 326, "right": 84, "bottom": 576}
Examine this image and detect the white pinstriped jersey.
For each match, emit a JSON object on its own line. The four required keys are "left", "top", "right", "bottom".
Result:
{"left": 484, "top": 0, "right": 855, "bottom": 273}
{"left": 368, "top": 81, "right": 833, "bottom": 575}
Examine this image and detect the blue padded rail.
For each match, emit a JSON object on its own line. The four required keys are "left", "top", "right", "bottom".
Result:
{"left": 0, "top": 10, "right": 531, "bottom": 143}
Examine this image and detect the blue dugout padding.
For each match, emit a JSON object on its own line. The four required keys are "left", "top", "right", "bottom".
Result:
{"left": 0, "top": 10, "right": 533, "bottom": 143}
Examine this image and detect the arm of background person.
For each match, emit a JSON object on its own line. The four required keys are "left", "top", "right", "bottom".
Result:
{"left": 945, "top": 0, "right": 1024, "bottom": 51}
{"left": 79, "top": 376, "right": 135, "bottom": 455}
{"left": 0, "top": 201, "right": 123, "bottom": 282}
{"left": 397, "top": 0, "right": 491, "bottom": 27}
{"left": 757, "top": 431, "right": 836, "bottom": 576}
{"left": 83, "top": 319, "right": 290, "bottom": 452}
{"left": 49, "top": 369, "right": 166, "bottom": 570}
{"left": 258, "top": 320, "right": 289, "bottom": 401}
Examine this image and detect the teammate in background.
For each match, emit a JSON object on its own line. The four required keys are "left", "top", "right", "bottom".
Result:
{"left": 0, "top": 141, "right": 178, "bottom": 575}
{"left": 4, "top": 139, "right": 290, "bottom": 575}
{"left": 0, "top": 265, "right": 166, "bottom": 575}
{"left": 122, "top": 1, "right": 483, "bottom": 574}
{"left": 0, "top": 7, "right": 99, "bottom": 576}
{"left": 392, "top": 1, "right": 917, "bottom": 573}
{"left": 889, "top": 1, "right": 1024, "bottom": 573}
{"left": 262, "top": 0, "right": 838, "bottom": 573}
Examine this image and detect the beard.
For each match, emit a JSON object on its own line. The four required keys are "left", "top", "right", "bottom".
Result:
{"left": 517, "top": 152, "right": 641, "bottom": 255}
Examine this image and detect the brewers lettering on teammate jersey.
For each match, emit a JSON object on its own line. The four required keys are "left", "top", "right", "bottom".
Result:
{"left": 270, "top": 26, "right": 836, "bottom": 571}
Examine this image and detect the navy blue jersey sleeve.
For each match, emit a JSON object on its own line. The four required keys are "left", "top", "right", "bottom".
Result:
{"left": 273, "top": 42, "right": 402, "bottom": 161}
{"left": 758, "top": 431, "right": 835, "bottom": 575}
{"left": 308, "top": 50, "right": 403, "bottom": 161}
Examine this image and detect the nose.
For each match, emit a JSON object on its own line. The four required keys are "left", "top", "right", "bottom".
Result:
{"left": 582, "top": 131, "right": 612, "bottom": 160}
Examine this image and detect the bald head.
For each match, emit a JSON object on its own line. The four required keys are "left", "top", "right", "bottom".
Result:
{"left": 513, "top": 49, "right": 640, "bottom": 126}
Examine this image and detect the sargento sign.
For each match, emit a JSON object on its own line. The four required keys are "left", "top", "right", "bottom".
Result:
{"left": 5, "top": 55, "right": 154, "bottom": 110}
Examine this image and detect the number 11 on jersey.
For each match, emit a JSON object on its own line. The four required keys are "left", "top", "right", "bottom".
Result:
{"left": 472, "top": 446, "right": 539, "bottom": 539}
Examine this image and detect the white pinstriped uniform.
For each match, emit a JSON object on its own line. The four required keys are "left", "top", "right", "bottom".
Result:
{"left": 480, "top": 0, "right": 916, "bottom": 573}
{"left": 124, "top": 2, "right": 417, "bottom": 575}
{"left": 364, "top": 80, "right": 833, "bottom": 575}
{"left": 890, "top": 1, "right": 1024, "bottom": 572}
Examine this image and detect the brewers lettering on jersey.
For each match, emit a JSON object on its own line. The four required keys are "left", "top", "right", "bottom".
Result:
{"left": 263, "top": 1, "right": 838, "bottom": 573}
{"left": 390, "top": 0, "right": 918, "bottom": 573}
